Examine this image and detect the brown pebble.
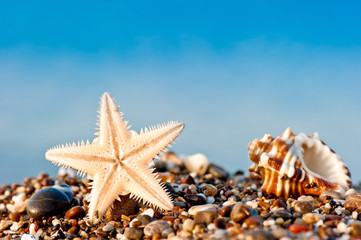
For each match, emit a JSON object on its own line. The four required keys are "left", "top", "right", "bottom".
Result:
{"left": 345, "top": 193, "right": 361, "bottom": 213}
{"left": 244, "top": 215, "right": 263, "bottom": 229}
{"left": 9, "top": 212, "right": 21, "bottom": 222}
{"left": 220, "top": 205, "right": 233, "bottom": 217}
{"left": 243, "top": 230, "right": 274, "bottom": 240}
{"left": 272, "top": 199, "right": 287, "bottom": 209}
{"left": 349, "top": 221, "right": 361, "bottom": 237}
{"left": 302, "top": 213, "right": 322, "bottom": 224}
{"left": 293, "top": 200, "right": 313, "bottom": 214}
{"left": 180, "top": 175, "right": 196, "bottom": 185}
{"left": 214, "top": 218, "right": 227, "bottom": 229}
{"left": 194, "top": 210, "right": 218, "bottom": 225}
{"left": 65, "top": 206, "right": 85, "bottom": 219}
{"left": 201, "top": 184, "right": 217, "bottom": 197}
{"left": 184, "top": 194, "right": 207, "bottom": 205}
{"left": 158, "top": 172, "right": 174, "bottom": 183}
{"left": 258, "top": 201, "right": 271, "bottom": 210}
{"left": 162, "top": 216, "right": 177, "bottom": 223}
{"left": 230, "top": 203, "right": 251, "bottom": 223}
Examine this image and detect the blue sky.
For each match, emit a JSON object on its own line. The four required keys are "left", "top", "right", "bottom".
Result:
{"left": 1, "top": 1, "right": 361, "bottom": 185}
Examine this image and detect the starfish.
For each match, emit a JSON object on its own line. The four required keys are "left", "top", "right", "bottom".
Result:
{"left": 45, "top": 92, "right": 184, "bottom": 222}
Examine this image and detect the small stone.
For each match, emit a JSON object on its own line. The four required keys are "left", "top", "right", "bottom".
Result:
{"left": 349, "top": 221, "right": 361, "bottom": 237}
{"left": 158, "top": 172, "right": 174, "bottom": 183}
{"left": 26, "top": 187, "right": 71, "bottom": 219}
{"left": 103, "top": 222, "right": 115, "bottom": 232}
{"left": 180, "top": 175, "right": 196, "bottom": 185}
{"left": 184, "top": 194, "right": 207, "bottom": 205}
{"left": 293, "top": 200, "right": 313, "bottom": 214}
{"left": 9, "top": 212, "right": 21, "bottom": 222}
{"left": 273, "top": 210, "right": 293, "bottom": 220}
{"left": 319, "top": 190, "right": 342, "bottom": 201}
{"left": 220, "top": 205, "right": 233, "bottom": 217}
{"left": 244, "top": 215, "right": 263, "bottom": 228}
{"left": 272, "top": 227, "right": 287, "bottom": 239}
{"left": 243, "top": 230, "right": 274, "bottom": 240}
{"left": 206, "top": 196, "right": 215, "bottom": 204}
{"left": 345, "top": 193, "right": 361, "bottom": 213}
{"left": 230, "top": 203, "right": 251, "bottom": 223}
{"left": 142, "top": 208, "right": 155, "bottom": 217}
{"left": 208, "top": 164, "right": 228, "bottom": 180}
{"left": 182, "top": 219, "right": 194, "bottom": 232}
{"left": 337, "top": 221, "right": 347, "bottom": 233}
{"left": 144, "top": 220, "right": 169, "bottom": 237}
{"left": 201, "top": 184, "right": 218, "bottom": 197}
{"left": 161, "top": 228, "right": 174, "bottom": 238}
{"left": 214, "top": 218, "right": 227, "bottom": 229}
{"left": 188, "top": 204, "right": 217, "bottom": 216}
{"left": 272, "top": 199, "right": 287, "bottom": 209}
{"left": 184, "top": 153, "right": 209, "bottom": 175}
{"left": 194, "top": 210, "right": 218, "bottom": 225}
{"left": 65, "top": 206, "right": 85, "bottom": 219}
{"left": 138, "top": 214, "right": 154, "bottom": 226}
{"left": 289, "top": 223, "right": 312, "bottom": 234}
{"left": 154, "top": 160, "right": 168, "bottom": 172}
{"left": 302, "top": 213, "right": 322, "bottom": 224}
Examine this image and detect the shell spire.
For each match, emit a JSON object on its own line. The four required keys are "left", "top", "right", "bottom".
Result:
{"left": 248, "top": 127, "right": 352, "bottom": 198}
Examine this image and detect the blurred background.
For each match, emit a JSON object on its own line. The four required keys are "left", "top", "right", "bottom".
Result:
{"left": 1, "top": 1, "right": 360, "bottom": 185}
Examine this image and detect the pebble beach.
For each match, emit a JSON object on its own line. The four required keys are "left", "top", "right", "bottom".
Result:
{"left": 1, "top": 152, "right": 361, "bottom": 240}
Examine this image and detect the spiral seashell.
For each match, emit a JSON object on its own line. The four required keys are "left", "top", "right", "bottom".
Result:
{"left": 248, "top": 127, "right": 352, "bottom": 198}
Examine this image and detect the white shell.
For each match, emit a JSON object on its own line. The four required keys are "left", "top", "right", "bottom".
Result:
{"left": 184, "top": 153, "right": 209, "bottom": 175}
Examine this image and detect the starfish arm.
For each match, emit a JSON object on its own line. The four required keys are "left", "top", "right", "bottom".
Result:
{"left": 45, "top": 143, "right": 113, "bottom": 177}
{"left": 87, "top": 164, "right": 132, "bottom": 222}
{"left": 121, "top": 164, "right": 173, "bottom": 211}
{"left": 125, "top": 122, "right": 184, "bottom": 169}
{"left": 98, "top": 92, "right": 131, "bottom": 155}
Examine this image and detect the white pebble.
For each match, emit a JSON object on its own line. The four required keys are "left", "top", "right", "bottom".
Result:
{"left": 263, "top": 219, "right": 276, "bottom": 227}
{"left": 52, "top": 219, "right": 61, "bottom": 226}
{"left": 324, "top": 203, "right": 331, "bottom": 209}
{"left": 10, "top": 222, "right": 19, "bottom": 231}
{"left": 103, "top": 222, "right": 114, "bottom": 232}
{"left": 335, "top": 206, "right": 343, "bottom": 215}
{"left": 206, "top": 196, "right": 215, "bottom": 204}
{"left": 29, "top": 223, "right": 36, "bottom": 234}
{"left": 352, "top": 211, "right": 358, "bottom": 219}
{"left": 21, "top": 234, "right": 39, "bottom": 240}
{"left": 337, "top": 221, "right": 347, "bottom": 233}
{"left": 184, "top": 153, "right": 209, "bottom": 175}
{"left": 246, "top": 200, "right": 258, "bottom": 209}
{"left": 142, "top": 208, "right": 154, "bottom": 217}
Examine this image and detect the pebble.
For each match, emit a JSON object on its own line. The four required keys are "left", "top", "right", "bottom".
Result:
{"left": 180, "top": 175, "right": 196, "bottom": 185}
{"left": 184, "top": 153, "right": 209, "bottom": 175}
{"left": 142, "top": 208, "right": 155, "bottom": 217}
{"left": 302, "top": 212, "right": 322, "bottom": 224}
{"left": 243, "top": 230, "right": 274, "bottom": 240}
{"left": 184, "top": 194, "right": 207, "bottom": 205}
{"left": 293, "top": 200, "right": 313, "bottom": 214}
{"left": 272, "top": 199, "right": 287, "bottom": 209}
{"left": 65, "top": 206, "right": 85, "bottom": 219}
{"left": 319, "top": 190, "right": 342, "bottom": 201}
{"left": 345, "top": 193, "right": 361, "bottom": 213}
{"left": 26, "top": 186, "right": 72, "bottom": 219}
{"left": 194, "top": 210, "right": 218, "bottom": 225}
{"left": 188, "top": 204, "right": 217, "bottom": 216}
{"left": 201, "top": 184, "right": 217, "bottom": 197}
{"left": 144, "top": 220, "right": 169, "bottom": 237}
{"left": 273, "top": 210, "right": 293, "bottom": 220}
{"left": 182, "top": 218, "right": 194, "bottom": 232}
{"left": 288, "top": 223, "right": 312, "bottom": 234}
{"left": 220, "top": 205, "right": 233, "bottom": 217}
{"left": 158, "top": 172, "right": 174, "bottom": 183}
{"left": 208, "top": 164, "right": 229, "bottom": 180}
{"left": 102, "top": 222, "right": 115, "bottom": 231}
{"left": 161, "top": 151, "right": 183, "bottom": 165}
{"left": 349, "top": 221, "right": 361, "bottom": 237}
{"left": 230, "top": 203, "right": 251, "bottom": 223}
{"left": 124, "top": 227, "right": 144, "bottom": 240}
{"left": 52, "top": 184, "right": 73, "bottom": 200}
{"left": 244, "top": 215, "right": 263, "bottom": 228}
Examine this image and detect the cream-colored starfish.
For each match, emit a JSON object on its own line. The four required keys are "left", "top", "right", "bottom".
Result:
{"left": 45, "top": 92, "right": 184, "bottom": 222}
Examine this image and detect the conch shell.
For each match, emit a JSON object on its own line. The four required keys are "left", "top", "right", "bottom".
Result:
{"left": 248, "top": 127, "right": 352, "bottom": 198}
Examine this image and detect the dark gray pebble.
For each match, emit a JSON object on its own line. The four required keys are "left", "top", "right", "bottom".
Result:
{"left": 26, "top": 185, "right": 72, "bottom": 219}
{"left": 184, "top": 194, "right": 207, "bottom": 206}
